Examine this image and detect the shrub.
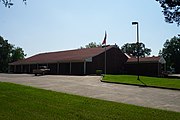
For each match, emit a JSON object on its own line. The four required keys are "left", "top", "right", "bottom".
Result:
{"left": 96, "top": 70, "right": 102, "bottom": 76}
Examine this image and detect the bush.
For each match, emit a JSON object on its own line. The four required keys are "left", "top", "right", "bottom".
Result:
{"left": 96, "top": 70, "right": 102, "bottom": 76}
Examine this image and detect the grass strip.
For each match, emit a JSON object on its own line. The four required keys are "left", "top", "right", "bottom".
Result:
{"left": 0, "top": 82, "right": 179, "bottom": 120}
{"left": 103, "top": 75, "right": 180, "bottom": 89}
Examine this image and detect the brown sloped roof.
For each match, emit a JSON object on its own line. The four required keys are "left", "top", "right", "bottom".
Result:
{"left": 10, "top": 45, "right": 113, "bottom": 65}
{"left": 127, "top": 56, "right": 161, "bottom": 63}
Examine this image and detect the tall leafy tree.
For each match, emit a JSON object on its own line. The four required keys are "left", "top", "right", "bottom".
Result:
{"left": 156, "top": 0, "right": 180, "bottom": 26}
{"left": 80, "top": 42, "right": 102, "bottom": 49}
{"left": 0, "top": 36, "right": 26, "bottom": 72}
{"left": 121, "top": 43, "right": 151, "bottom": 57}
{"left": 85, "top": 42, "right": 102, "bottom": 48}
{"left": 160, "top": 36, "right": 180, "bottom": 73}
{"left": 0, "top": 36, "right": 13, "bottom": 72}
{"left": 11, "top": 47, "right": 26, "bottom": 62}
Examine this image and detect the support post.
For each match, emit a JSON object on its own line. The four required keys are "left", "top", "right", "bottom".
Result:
{"left": 29, "top": 64, "right": 31, "bottom": 73}
{"left": 84, "top": 61, "right": 86, "bottom": 75}
{"left": 21, "top": 65, "right": 23, "bottom": 73}
{"left": 8, "top": 65, "right": 10, "bottom": 73}
{"left": 14, "top": 65, "right": 16, "bottom": 73}
{"left": 57, "top": 63, "right": 59, "bottom": 74}
{"left": 69, "top": 62, "right": 72, "bottom": 74}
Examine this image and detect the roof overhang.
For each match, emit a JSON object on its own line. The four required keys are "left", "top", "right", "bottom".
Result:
{"left": 9, "top": 59, "right": 93, "bottom": 66}
{"left": 126, "top": 56, "right": 166, "bottom": 64}
{"left": 85, "top": 57, "right": 92, "bottom": 62}
{"left": 159, "top": 57, "right": 166, "bottom": 64}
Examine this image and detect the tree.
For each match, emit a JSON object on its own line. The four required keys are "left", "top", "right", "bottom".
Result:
{"left": 11, "top": 47, "right": 26, "bottom": 62}
{"left": 80, "top": 42, "right": 102, "bottom": 49}
{"left": 0, "top": 36, "right": 13, "bottom": 72}
{"left": 156, "top": 0, "right": 180, "bottom": 26}
{"left": 0, "top": 36, "right": 26, "bottom": 72}
{"left": 121, "top": 43, "right": 151, "bottom": 57}
{"left": 160, "top": 36, "right": 180, "bottom": 73}
{"left": 0, "top": 0, "right": 26, "bottom": 8}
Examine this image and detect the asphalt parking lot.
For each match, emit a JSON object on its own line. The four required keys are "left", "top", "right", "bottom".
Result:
{"left": 0, "top": 73, "right": 180, "bottom": 112}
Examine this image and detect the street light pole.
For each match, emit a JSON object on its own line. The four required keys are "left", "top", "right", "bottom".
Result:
{"left": 132, "top": 22, "right": 140, "bottom": 80}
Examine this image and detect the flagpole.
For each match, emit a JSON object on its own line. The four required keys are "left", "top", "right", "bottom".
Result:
{"left": 102, "top": 31, "right": 107, "bottom": 75}
{"left": 105, "top": 43, "right": 106, "bottom": 75}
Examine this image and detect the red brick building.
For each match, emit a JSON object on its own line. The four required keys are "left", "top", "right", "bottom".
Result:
{"left": 9, "top": 45, "right": 166, "bottom": 77}
{"left": 125, "top": 56, "right": 166, "bottom": 77}
{"left": 9, "top": 45, "right": 128, "bottom": 75}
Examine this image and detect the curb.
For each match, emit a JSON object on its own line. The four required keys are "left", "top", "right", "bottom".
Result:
{"left": 101, "top": 80, "right": 180, "bottom": 91}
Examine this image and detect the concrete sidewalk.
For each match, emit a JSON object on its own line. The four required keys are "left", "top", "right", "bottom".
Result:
{"left": 0, "top": 73, "right": 180, "bottom": 112}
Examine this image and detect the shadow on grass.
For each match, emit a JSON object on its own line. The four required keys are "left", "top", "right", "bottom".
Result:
{"left": 138, "top": 79, "right": 147, "bottom": 87}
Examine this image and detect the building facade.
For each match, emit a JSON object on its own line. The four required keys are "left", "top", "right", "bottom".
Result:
{"left": 9, "top": 45, "right": 128, "bottom": 75}
{"left": 9, "top": 45, "right": 167, "bottom": 77}
{"left": 125, "top": 56, "right": 166, "bottom": 77}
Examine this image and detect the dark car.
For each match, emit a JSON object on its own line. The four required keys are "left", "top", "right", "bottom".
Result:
{"left": 33, "top": 66, "right": 50, "bottom": 76}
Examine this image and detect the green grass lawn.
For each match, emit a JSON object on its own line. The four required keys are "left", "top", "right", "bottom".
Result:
{"left": 103, "top": 75, "right": 180, "bottom": 89}
{"left": 0, "top": 82, "right": 180, "bottom": 120}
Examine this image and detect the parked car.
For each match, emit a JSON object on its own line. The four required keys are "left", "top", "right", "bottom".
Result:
{"left": 33, "top": 66, "right": 50, "bottom": 76}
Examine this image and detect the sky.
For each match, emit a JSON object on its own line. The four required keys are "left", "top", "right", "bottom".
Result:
{"left": 0, "top": 0, "right": 179, "bottom": 57}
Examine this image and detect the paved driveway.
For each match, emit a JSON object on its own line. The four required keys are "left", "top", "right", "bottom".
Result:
{"left": 0, "top": 73, "right": 180, "bottom": 112}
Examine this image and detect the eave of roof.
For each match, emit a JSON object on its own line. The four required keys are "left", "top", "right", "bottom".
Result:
{"left": 127, "top": 56, "right": 163, "bottom": 63}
